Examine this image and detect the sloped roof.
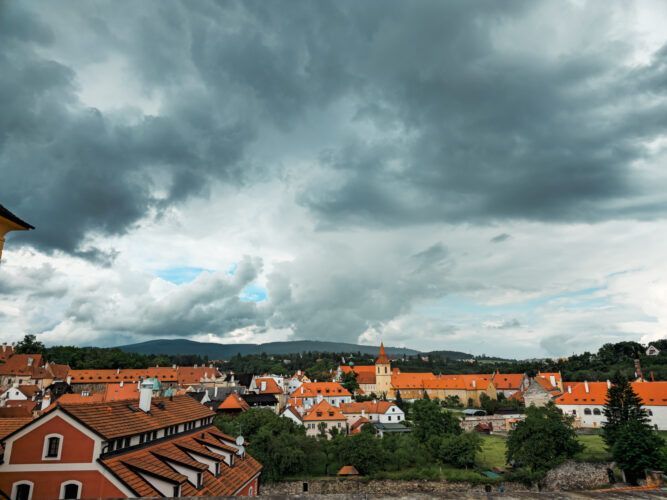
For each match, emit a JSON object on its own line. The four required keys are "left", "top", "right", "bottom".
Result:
{"left": 0, "top": 407, "right": 33, "bottom": 418}
{"left": 44, "top": 393, "right": 106, "bottom": 412}
{"left": 0, "top": 204, "right": 34, "bottom": 230}
{"left": 59, "top": 395, "right": 214, "bottom": 439}
{"left": 254, "top": 377, "right": 283, "bottom": 394}
{"left": 339, "top": 401, "right": 397, "bottom": 415}
{"left": 105, "top": 383, "right": 141, "bottom": 401}
{"left": 422, "top": 374, "right": 493, "bottom": 391}
{"left": 338, "top": 465, "right": 359, "bottom": 476}
{"left": 0, "top": 344, "right": 14, "bottom": 362}
{"left": 3, "top": 400, "right": 38, "bottom": 412}
{"left": 17, "top": 385, "right": 40, "bottom": 398}
{"left": 281, "top": 406, "right": 302, "bottom": 422}
{"left": 340, "top": 365, "right": 376, "bottom": 374}
{"left": 492, "top": 373, "right": 525, "bottom": 390}
{"left": 303, "top": 400, "right": 346, "bottom": 422}
{"left": 0, "top": 417, "right": 32, "bottom": 439}
{"left": 68, "top": 367, "right": 178, "bottom": 384}
{"left": 47, "top": 362, "right": 70, "bottom": 379}
{"left": 217, "top": 393, "right": 249, "bottom": 412}
{"left": 0, "top": 354, "right": 47, "bottom": 377}
{"left": 349, "top": 417, "right": 370, "bottom": 434}
{"left": 390, "top": 372, "right": 436, "bottom": 389}
{"left": 102, "top": 426, "right": 261, "bottom": 497}
{"left": 290, "top": 382, "right": 351, "bottom": 398}
{"left": 356, "top": 372, "right": 376, "bottom": 384}
{"left": 555, "top": 381, "right": 667, "bottom": 406}
{"left": 178, "top": 366, "right": 222, "bottom": 386}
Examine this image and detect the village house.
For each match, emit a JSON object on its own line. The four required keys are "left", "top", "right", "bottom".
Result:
{"left": 249, "top": 377, "right": 285, "bottom": 409}
{"left": 0, "top": 344, "right": 15, "bottom": 363}
{"left": 0, "top": 382, "right": 262, "bottom": 499}
{"left": 302, "top": 400, "right": 347, "bottom": 438}
{"left": 389, "top": 372, "right": 437, "bottom": 400}
{"left": 0, "top": 355, "right": 69, "bottom": 390}
{"left": 555, "top": 380, "right": 667, "bottom": 430}
{"left": 288, "top": 382, "right": 352, "bottom": 410}
{"left": 217, "top": 393, "right": 250, "bottom": 416}
{"left": 511, "top": 376, "right": 562, "bottom": 407}
{"left": 422, "top": 374, "right": 497, "bottom": 406}
{"left": 285, "top": 371, "right": 310, "bottom": 395}
{"left": 0, "top": 384, "right": 41, "bottom": 402}
{"left": 280, "top": 406, "right": 303, "bottom": 426}
{"left": 646, "top": 344, "right": 661, "bottom": 356}
{"left": 339, "top": 401, "right": 405, "bottom": 424}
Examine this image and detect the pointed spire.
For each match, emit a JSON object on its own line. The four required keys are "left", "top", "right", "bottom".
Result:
{"left": 375, "top": 342, "right": 389, "bottom": 365}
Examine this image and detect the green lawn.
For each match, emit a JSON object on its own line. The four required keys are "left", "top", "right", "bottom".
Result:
{"left": 477, "top": 434, "right": 508, "bottom": 469}
{"left": 575, "top": 434, "right": 611, "bottom": 462}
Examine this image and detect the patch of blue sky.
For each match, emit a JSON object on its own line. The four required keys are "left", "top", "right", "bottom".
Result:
{"left": 157, "top": 266, "right": 212, "bottom": 285}
{"left": 227, "top": 263, "right": 238, "bottom": 275}
{"left": 240, "top": 284, "right": 268, "bottom": 302}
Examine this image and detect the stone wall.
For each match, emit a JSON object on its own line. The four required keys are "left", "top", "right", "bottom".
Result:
{"left": 543, "top": 461, "right": 614, "bottom": 491}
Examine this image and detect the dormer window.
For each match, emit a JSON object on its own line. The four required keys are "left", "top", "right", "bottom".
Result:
{"left": 43, "top": 434, "right": 63, "bottom": 460}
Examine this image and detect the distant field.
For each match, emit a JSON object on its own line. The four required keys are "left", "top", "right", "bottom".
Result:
{"left": 477, "top": 435, "right": 507, "bottom": 469}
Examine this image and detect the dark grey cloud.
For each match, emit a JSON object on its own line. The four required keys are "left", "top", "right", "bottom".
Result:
{"left": 490, "top": 233, "right": 511, "bottom": 244}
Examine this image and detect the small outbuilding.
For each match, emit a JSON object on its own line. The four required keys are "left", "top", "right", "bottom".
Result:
{"left": 338, "top": 465, "right": 359, "bottom": 476}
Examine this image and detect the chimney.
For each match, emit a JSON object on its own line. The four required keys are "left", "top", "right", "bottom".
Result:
{"left": 66, "top": 375, "right": 71, "bottom": 385}
{"left": 2, "top": 342, "right": 5, "bottom": 352}
{"left": 472, "top": 379, "right": 476, "bottom": 389}
{"left": 634, "top": 359, "right": 643, "bottom": 380}
{"left": 607, "top": 379, "right": 611, "bottom": 389}
{"left": 27, "top": 357, "right": 33, "bottom": 367}
{"left": 297, "top": 370, "right": 301, "bottom": 376}
{"left": 194, "top": 364, "right": 198, "bottom": 368}
{"left": 550, "top": 375, "right": 556, "bottom": 387}
{"left": 41, "top": 394, "right": 51, "bottom": 411}
{"left": 214, "top": 387, "right": 218, "bottom": 397}
{"left": 120, "top": 380, "right": 124, "bottom": 387}
{"left": 116, "top": 368, "right": 120, "bottom": 374}
{"left": 361, "top": 409, "right": 365, "bottom": 416}
{"left": 568, "top": 385, "right": 572, "bottom": 394}
{"left": 584, "top": 380, "right": 589, "bottom": 393}
{"left": 261, "top": 381, "right": 267, "bottom": 392}
{"left": 139, "top": 380, "right": 153, "bottom": 412}
{"left": 300, "top": 386, "right": 304, "bottom": 394}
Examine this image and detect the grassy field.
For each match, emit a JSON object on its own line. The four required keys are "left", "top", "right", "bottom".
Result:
{"left": 477, "top": 434, "right": 508, "bottom": 469}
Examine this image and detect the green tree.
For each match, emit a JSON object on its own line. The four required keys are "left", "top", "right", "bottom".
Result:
{"left": 602, "top": 374, "right": 650, "bottom": 448}
{"left": 14, "top": 334, "right": 45, "bottom": 355}
{"left": 411, "top": 398, "right": 461, "bottom": 442}
{"left": 394, "top": 390, "right": 404, "bottom": 410}
{"left": 341, "top": 370, "right": 359, "bottom": 394}
{"left": 611, "top": 420, "right": 666, "bottom": 484}
{"left": 506, "top": 402, "right": 582, "bottom": 473}
{"left": 438, "top": 432, "right": 482, "bottom": 469}
{"left": 335, "top": 431, "right": 384, "bottom": 475}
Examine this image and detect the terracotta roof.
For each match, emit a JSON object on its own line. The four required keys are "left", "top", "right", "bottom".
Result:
{"left": 423, "top": 374, "right": 493, "bottom": 391}
{"left": 254, "top": 378, "right": 283, "bottom": 394}
{"left": 339, "top": 401, "right": 397, "bottom": 415}
{"left": 3, "top": 400, "right": 38, "bottom": 413}
{"left": 338, "top": 465, "right": 359, "bottom": 476}
{"left": 375, "top": 343, "right": 389, "bottom": 365}
{"left": 555, "top": 381, "right": 667, "bottom": 406}
{"left": 105, "top": 383, "right": 141, "bottom": 401}
{"left": 534, "top": 377, "right": 560, "bottom": 394}
{"left": 286, "top": 397, "right": 304, "bottom": 407}
{"left": 303, "top": 400, "right": 346, "bottom": 422}
{"left": 356, "top": 372, "right": 376, "bottom": 384}
{"left": 178, "top": 367, "right": 222, "bottom": 386}
{"left": 281, "top": 406, "right": 302, "bottom": 421}
{"left": 17, "top": 384, "right": 40, "bottom": 398}
{"left": 390, "top": 372, "right": 436, "bottom": 389}
{"left": 492, "top": 373, "right": 525, "bottom": 390}
{"left": 0, "top": 407, "right": 33, "bottom": 418}
{"left": 507, "top": 391, "right": 524, "bottom": 403}
{"left": 349, "top": 417, "right": 370, "bottom": 434}
{"left": 68, "top": 367, "right": 178, "bottom": 384}
{"left": 290, "top": 382, "right": 351, "bottom": 399}
{"left": 0, "top": 417, "right": 32, "bottom": 439}
{"left": 0, "top": 344, "right": 14, "bottom": 362}
{"left": 340, "top": 365, "right": 376, "bottom": 374}
{"left": 102, "top": 425, "right": 261, "bottom": 497}
{"left": 0, "top": 354, "right": 48, "bottom": 378}
{"left": 0, "top": 204, "right": 34, "bottom": 230}
{"left": 59, "top": 395, "right": 215, "bottom": 439}
{"left": 217, "top": 393, "right": 249, "bottom": 412}
{"left": 47, "top": 362, "right": 70, "bottom": 379}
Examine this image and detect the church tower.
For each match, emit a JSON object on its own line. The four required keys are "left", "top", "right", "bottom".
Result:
{"left": 375, "top": 343, "right": 391, "bottom": 398}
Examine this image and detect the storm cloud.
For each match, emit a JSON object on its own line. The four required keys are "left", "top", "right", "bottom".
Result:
{"left": 1, "top": 1, "right": 667, "bottom": 356}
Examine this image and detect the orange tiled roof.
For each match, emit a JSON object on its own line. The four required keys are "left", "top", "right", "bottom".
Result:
{"left": 0, "top": 344, "right": 14, "bottom": 362}
{"left": 281, "top": 406, "right": 302, "bottom": 421}
{"left": 492, "top": 373, "right": 525, "bottom": 390}
{"left": 555, "top": 381, "right": 667, "bottom": 406}
{"left": 105, "top": 383, "right": 141, "bottom": 401}
{"left": 217, "top": 393, "right": 249, "bottom": 411}
{"left": 356, "top": 372, "right": 376, "bottom": 384}
{"left": 391, "top": 372, "right": 436, "bottom": 389}
{"left": 68, "top": 367, "right": 179, "bottom": 384}
{"left": 290, "top": 382, "right": 351, "bottom": 398}
{"left": 537, "top": 372, "right": 562, "bottom": 386}
{"left": 349, "top": 417, "right": 370, "bottom": 434}
{"left": 303, "top": 400, "right": 346, "bottom": 422}
{"left": 534, "top": 377, "right": 560, "bottom": 394}
{"left": 102, "top": 426, "right": 261, "bottom": 497}
{"left": 254, "top": 378, "right": 283, "bottom": 394}
{"left": 17, "top": 385, "right": 40, "bottom": 398}
{"left": 0, "top": 354, "right": 47, "bottom": 378}
{"left": 44, "top": 393, "right": 106, "bottom": 412}
{"left": 286, "top": 397, "right": 304, "bottom": 407}
{"left": 47, "top": 362, "right": 70, "bottom": 379}
{"left": 178, "top": 366, "right": 222, "bottom": 386}
{"left": 0, "top": 417, "right": 32, "bottom": 439}
{"left": 423, "top": 374, "right": 493, "bottom": 391}
{"left": 375, "top": 343, "right": 389, "bottom": 364}
{"left": 3, "top": 400, "right": 37, "bottom": 412}
{"left": 0, "top": 407, "right": 33, "bottom": 418}
{"left": 59, "top": 395, "right": 215, "bottom": 439}
{"left": 340, "top": 365, "right": 376, "bottom": 374}
{"left": 339, "top": 401, "right": 397, "bottom": 415}
{"left": 338, "top": 465, "right": 359, "bottom": 475}
{"left": 508, "top": 391, "right": 524, "bottom": 403}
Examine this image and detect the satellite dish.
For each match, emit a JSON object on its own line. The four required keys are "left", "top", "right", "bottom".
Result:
{"left": 236, "top": 445, "right": 245, "bottom": 457}
{"left": 236, "top": 435, "right": 244, "bottom": 446}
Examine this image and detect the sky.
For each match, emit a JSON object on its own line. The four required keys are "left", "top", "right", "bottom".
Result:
{"left": 1, "top": 0, "right": 667, "bottom": 359}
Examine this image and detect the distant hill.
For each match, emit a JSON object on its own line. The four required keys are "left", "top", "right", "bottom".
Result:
{"left": 426, "top": 349, "right": 476, "bottom": 360}
{"left": 117, "top": 339, "right": 429, "bottom": 359}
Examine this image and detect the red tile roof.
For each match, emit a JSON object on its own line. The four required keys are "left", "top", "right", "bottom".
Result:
{"left": 68, "top": 367, "right": 179, "bottom": 384}
{"left": 105, "top": 383, "right": 141, "bottom": 401}
{"left": 492, "top": 373, "right": 525, "bottom": 390}
{"left": 555, "top": 381, "right": 667, "bottom": 406}
{"left": 0, "top": 407, "right": 33, "bottom": 418}
{"left": 338, "top": 465, "right": 359, "bottom": 475}
{"left": 3, "top": 400, "right": 38, "bottom": 413}
{"left": 0, "top": 354, "right": 47, "bottom": 378}
{"left": 59, "top": 395, "right": 215, "bottom": 439}
{"left": 217, "top": 393, "right": 249, "bottom": 412}
{"left": 390, "top": 372, "right": 436, "bottom": 389}
{"left": 44, "top": 393, "right": 107, "bottom": 412}
{"left": 290, "top": 382, "right": 351, "bottom": 398}
{"left": 340, "top": 365, "right": 376, "bottom": 374}
{"left": 178, "top": 367, "right": 222, "bottom": 386}
{"left": 0, "top": 344, "right": 14, "bottom": 362}
{"left": 254, "top": 378, "right": 283, "bottom": 394}
{"left": 102, "top": 426, "right": 261, "bottom": 497}
{"left": 17, "top": 385, "right": 40, "bottom": 398}
{"left": 423, "top": 374, "right": 493, "bottom": 391}
{"left": 339, "top": 401, "right": 397, "bottom": 415}
{"left": 349, "top": 417, "right": 370, "bottom": 434}
{"left": 303, "top": 400, "right": 346, "bottom": 422}
{"left": 356, "top": 372, "right": 376, "bottom": 384}
{"left": 0, "top": 417, "right": 32, "bottom": 439}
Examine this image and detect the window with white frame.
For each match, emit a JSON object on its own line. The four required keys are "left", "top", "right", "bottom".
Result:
{"left": 12, "top": 481, "right": 33, "bottom": 500}
{"left": 43, "top": 433, "right": 63, "bottom": 460}
{"left": 60, "top": 481, "right": 82, "bottom": 499}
